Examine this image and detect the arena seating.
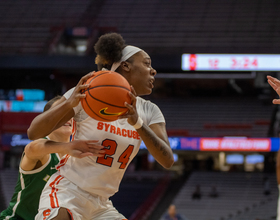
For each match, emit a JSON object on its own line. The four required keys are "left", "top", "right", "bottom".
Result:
{"left": 0, "top": 0, "right": 91, "bottom": 54}
{"left": 152, "top": 96, "right": 273, "bottom": 137}
{"left": 96, "top": 0, "right": 280, "bottom": 54}
{"left": 230, "top": 198, "right": 277, "bottom": 220}
{"left": 111, "top": 179, "right": 158, "bottom": 219}
{"left": 111, "top": 171, "right": 171, "bottom": 219}
{"left": 0, "top": 168, "right": 18, "bottom": 208}
{"left": 162, "top": 171, "right": 278, "bottom": 220}
{"left": 0, "top": 0, "right": 279, "bottom": 55}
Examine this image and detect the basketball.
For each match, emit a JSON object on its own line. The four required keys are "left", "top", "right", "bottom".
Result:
{"left": 81, "top": 70, "right": 132, "bottom": 122}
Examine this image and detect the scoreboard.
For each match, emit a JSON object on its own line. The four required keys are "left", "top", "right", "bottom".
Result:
{"left": 182, "top": 54, "right": 280, "bottom": 71}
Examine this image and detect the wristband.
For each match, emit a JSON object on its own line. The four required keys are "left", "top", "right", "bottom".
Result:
{"left": 133, "top": 117, "right": 143, "bottom": 129}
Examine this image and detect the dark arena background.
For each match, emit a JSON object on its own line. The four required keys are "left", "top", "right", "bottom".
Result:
{"left": 0, "top": 1, "right": 280, "bottom": 220}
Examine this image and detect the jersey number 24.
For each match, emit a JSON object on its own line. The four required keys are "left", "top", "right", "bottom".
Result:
{"left": 96, "top": 139, "right": 134, "bottom": 169}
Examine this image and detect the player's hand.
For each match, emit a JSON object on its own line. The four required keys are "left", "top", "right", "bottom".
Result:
{"left": 66, "top": 140, "right": 105, "bottom": 158}
{"left": 267, "top": 75, "right": 280, "bottom": 104}
{"left": 67, "top": 71, "right": 94, "bottom": 108}
{"left": 118, "top": 85, "right": 139, "bottom": 126}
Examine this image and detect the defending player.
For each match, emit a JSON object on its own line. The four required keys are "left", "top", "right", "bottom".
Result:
{"left": 28, "top": 33, "right": 174, "bottom": 220}
{"left": 0, "top": 96, "right": 104, "bottom": 220}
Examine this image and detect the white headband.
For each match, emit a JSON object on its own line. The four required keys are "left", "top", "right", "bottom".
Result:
{"left": 110, "top": 45, "right": 142, "bottom": 72}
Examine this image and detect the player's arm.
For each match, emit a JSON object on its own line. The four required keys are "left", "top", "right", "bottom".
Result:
{"left": 27, "top": 97, "right": 74, "bottom": 140}
{"left": 27, "top": 72, "right": 93, "bottom": 140}
{"left": 120, "top": 87, "right": 174, "bottom": 169}
{"left": 138, "top": 122, "right": 174, "bottom": 169}
{"left": 21, "top": 139, "right": 105, "bottom": 171}
{"left": 267, "top": 75, "right": 280, "bottom": 104}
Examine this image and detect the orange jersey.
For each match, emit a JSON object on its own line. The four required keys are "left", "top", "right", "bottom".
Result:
{"left": 60, "top": 88, "right": 165, "bottom": 198}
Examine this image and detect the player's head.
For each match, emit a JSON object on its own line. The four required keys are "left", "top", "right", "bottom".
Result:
{"left": 43, "top": 95, "right": 62, "bottom": 112}
{"left": 44, "top": 95, "right": 73, "bottom": 141}
{"left": 94, "top": 32, "right": 157, "bottom": 96}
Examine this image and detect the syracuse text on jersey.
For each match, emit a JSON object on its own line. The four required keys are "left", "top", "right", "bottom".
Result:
{"left": 97, "top": 122, "right": 140, "bottom": 140}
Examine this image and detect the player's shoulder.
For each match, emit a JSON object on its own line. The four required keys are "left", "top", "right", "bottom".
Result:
{"left": 136, "top": 97, "right": 161, "bottom": 112}
{"left": 136, "top": 96, "right": 157, "bottom": 107}
{"left": 136, "top": 97, "right": 162, "bottom": 121}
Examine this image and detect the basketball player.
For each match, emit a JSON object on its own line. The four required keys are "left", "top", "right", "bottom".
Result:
{"left": 0, "top": 96, "right": 104, "bottom": 220}
{"left": 29, "top": 33, "right": 174, "bottom": 220}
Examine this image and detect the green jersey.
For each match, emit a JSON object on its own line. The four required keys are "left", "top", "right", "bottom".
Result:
{"left": 0, "top": 153, "right": 60, "bottom": 220}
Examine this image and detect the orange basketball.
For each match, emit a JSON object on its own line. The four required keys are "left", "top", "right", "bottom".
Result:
{"left": 81, "top": 70, "right": 132, "bottom": 122}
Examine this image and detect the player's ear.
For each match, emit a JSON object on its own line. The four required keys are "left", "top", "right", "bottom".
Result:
{"left": 120, "top": 61, "right": 131, "bottom": 72}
